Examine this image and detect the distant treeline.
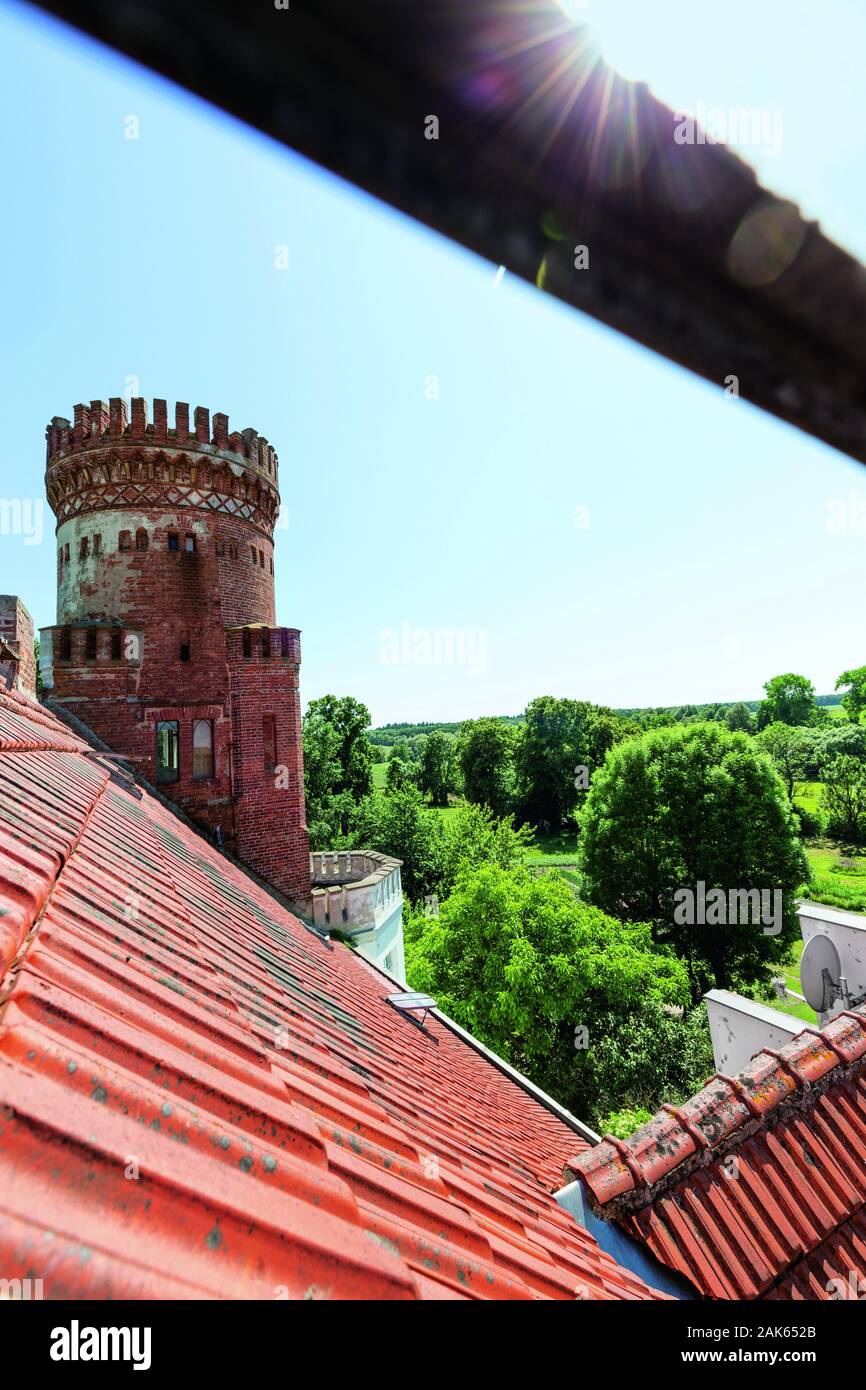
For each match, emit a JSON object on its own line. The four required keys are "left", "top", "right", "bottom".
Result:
{"left": 370, "top": 697, "right": 843, "bottom": 744}
{"left": 369, "top": 715, "right": 523, "bottom": 745}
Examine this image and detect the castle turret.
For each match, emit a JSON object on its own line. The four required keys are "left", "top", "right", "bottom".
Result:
{"left": 40, "top": 397, "right": 310, "bottom": 902}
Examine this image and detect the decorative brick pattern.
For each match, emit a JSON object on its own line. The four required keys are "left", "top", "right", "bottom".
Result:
{"left": 40, "top": 399, "right": 310, "bottom": 900}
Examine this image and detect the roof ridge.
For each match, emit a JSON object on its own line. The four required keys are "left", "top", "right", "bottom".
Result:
{"left": 568, "top": 1007, "right": 866, "bottom": 1219}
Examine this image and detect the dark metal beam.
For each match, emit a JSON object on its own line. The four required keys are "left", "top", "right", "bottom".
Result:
{"left": 32, "top": 0, "right": 866, "bottom": 464}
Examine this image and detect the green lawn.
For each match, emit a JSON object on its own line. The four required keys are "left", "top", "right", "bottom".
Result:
{"left": 793, "top": 780, "right": 822, "bottom": 815}
{"left": 523, "top": 831, "right": 580, "bottom": 866}
{"left": 803, "top": 842, "right": 866, "bottom": 912}
{"left": 372, "top": 760, "right": 389, "bottom": 789}
{"left": 755, "top": 937, "right": 816, "bottom": 1025}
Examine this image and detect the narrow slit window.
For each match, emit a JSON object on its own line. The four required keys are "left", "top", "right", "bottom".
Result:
{"left": 85, "top": 628, "right": 97, "bottom": 661}
{"left": 118, "top": 531, "right": 131, "bottom": 552}
{"left": 111, "top": 629, "right": 122, "bottom": 660}
{"left": 59, "top": 628, "right": 72, "bottom": 661}
{"left": 185, "top": 533, "right": 196, "bottom": 553}
{"left": 93, "top": 534, "right": 102, "bottom": 555}
{"left": 261, "top": 630, "right": 271, "bottom": 660}
{"left": 136, "top": 528, "right": 148, "bottom": 552}
{"left": 242, "top": 629, "right": 251, "bottom": 658}
{"left": 192, "top": 719, "right": 214, "bottom": 780}
{"left": 79, "top": 536, "right": 89, "bottom": 559}
{"left": 155, "top": 721, "right": 179, "bottom": 783}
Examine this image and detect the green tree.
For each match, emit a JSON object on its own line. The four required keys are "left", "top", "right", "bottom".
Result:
{"left": 821, "top": 755, "right": 866, "bottom": 842}
{"left": 302, "top": 695, "right": 374, "bottom": 840}
{"left": 514, "top": 696, "right": 629, "bottom": 831}
{"left": 346, "top": 785, "right": 446, "bottom": 904}
{"left": 458, "top": 717, "right": 517, "bottom": 817}
{"left": 754, "top": 722, "right": 813, "bottom": 800}
{"left": 578, "top": 723, "right": 809, "bottom": 1000}
{"left": 725, "top": 701, "right": 754, "bottom": 734}
{"left": 406, "top": 864, "right": 695, "bottom": 1121}
{"left": 385, "top": 756, "right": 414, "bottom": 791}
{"left": 417, "top": 730, "right": 457, "bottom": 807}
{"left": 759, "top": 672, "right": 817, "bottom": 727}
{"left": 305, "top": 695, "right": 373, "bottom": 800}
{"left": 836, "top": 666, "right": 866, "bottom": 722}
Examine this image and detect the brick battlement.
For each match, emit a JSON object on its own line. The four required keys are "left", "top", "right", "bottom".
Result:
{"left": 46, "top": 398, "right": 279, "bottom": 480}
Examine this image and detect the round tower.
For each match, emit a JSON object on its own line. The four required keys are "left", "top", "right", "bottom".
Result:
{"left": 41, "top": 397, "right": 310, "bottom": 904}
{"left": 45, "top": 397, "right": 280, "bottom": 629}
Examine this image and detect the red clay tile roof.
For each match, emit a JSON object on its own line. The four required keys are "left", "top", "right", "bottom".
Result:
{"left": 569, "top": 1010, "right": 866, "bottom": 1300}
{"left": 0, "top": 686, "right": 662, "bottom": 1301}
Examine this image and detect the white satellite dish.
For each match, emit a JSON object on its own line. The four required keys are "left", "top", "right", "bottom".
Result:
{"left": 800, "top": 935, "right": 842, "bottom": 1013}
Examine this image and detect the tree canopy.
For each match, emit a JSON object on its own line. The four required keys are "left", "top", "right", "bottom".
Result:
{"left": 578, "top": 723, "right": 809, "bottom": 999}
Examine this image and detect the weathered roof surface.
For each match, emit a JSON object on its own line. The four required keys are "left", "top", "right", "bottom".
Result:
{"left": 0, "top": 686, "right": 660, "bottom": 1301}
{"left": 570, "top": 1010, "right": 866, "bottom": 1300}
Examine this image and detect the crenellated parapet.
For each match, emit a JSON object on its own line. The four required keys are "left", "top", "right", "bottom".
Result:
{"left": 45, "top": 398, "right": 281, "bottom": 537}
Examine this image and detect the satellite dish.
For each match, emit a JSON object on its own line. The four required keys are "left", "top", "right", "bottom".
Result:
{"left": 801, "top": 935, "right": 842, "bottom": 1013}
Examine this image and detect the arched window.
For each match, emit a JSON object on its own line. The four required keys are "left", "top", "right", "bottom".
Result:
{"left": 118, "top": 531, "right": 131, "bottom": 552}
{"left": 155, "top": 721, "right": 179, "bottom": 783}
{"left": 192, "top": 719, "right": 214, "bottom": 780}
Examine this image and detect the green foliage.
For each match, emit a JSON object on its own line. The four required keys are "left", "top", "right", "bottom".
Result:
{"left": 599, "top": 1106, "right": 654, "bottom": 1140}
{"left": 836, "top": 665, "right": 866, "bottom": 722}
{"left": 302, "top": 695, "right": 374, "bottom": 843}
{"left": 759, "top": 672, "right": 817, "bottom": 728}
{"left": 821, "top": 755, "right": 866, "bottom": 842}
{"left": 385, "top": 756, "right": 414, "bottom": 792}
{"left": 578, "top": 723, "right": 809, "bottom": 1000}
{"left": 417, "top": 730, "right": 458, "bottom": 807}
{"left": 405, "top": 864, "right": 696, "bottom": 1122}
{"left": 575, "top": 1002, "right": 714, "bottom": 1124}
{"left": 754, "top": 721, "right": 814, "bottom": 799}
{"left": 458, "top": 717, "right": 517, "bottom": 818}
{"left": 725, "top": 701, "right": 753, "bottom": 734}
{"left": 345, "top": 785, "right": 446, "bottom": 904}
{"left": 514, "top": 696, "right": 630, "bottom": 831}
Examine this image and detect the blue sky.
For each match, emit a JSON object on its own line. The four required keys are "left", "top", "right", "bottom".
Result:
{"left": 1, "top": 0, "right": 865, "bottom": 725}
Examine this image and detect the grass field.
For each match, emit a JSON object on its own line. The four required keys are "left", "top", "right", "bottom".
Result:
{"left": 803, "top": 842, "right": 866, "bottom": 911}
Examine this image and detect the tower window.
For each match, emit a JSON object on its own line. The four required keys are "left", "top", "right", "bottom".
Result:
{"left": 59, "top": 628, "right": 72, "bottom": 661}
{"left": 79, "top": 536, "right": 89, "bottom": 559}
{"left": 93, "top": 534, "right": 102, "bottom": 555}
{"left": 280, "top": 631, "right": 289, "bottom": 658}
{"left": 192, "top": 719, "right": 214, "bottom": 780}
{"left": 242, "top": 630, "right": 251, "bottom": 658}
{"left": 155, "top": 721, "right": 179, "bottom": 783}
{"left": 168, "top": 532, "right": 179, "bottom": 551}
{"left": 269, "top": 557, "right": 273, "bottom": 575}
{"left": 185, "top": 533, "right": 196, "bottom": 553}
{"left": 136, "top": 528, "right": 148, "bottom": 551}
{"left": 179, "top": 633, "right": 190, "bottom": 662}
{"left": 250, "top": 545, "right": 256, "bottom": 564}
{"left": 64, "top": 543, "right": 70, "bottom": 563}
{"left": 262, "top": 714, "right": 276, "bottom": 774}
{"left": 229, "top": 542, "right": 237, "bottom": 560}
{"left": 118, "top": 531, "right": 131, "bottom": 552}
{"left": 261, "top": 630, "right": 271, "bottom": 660}
{"left": 259, "top": 549, "right": 264, "bottom": 568}
{"left": 215, "top": 536, "right": 224, "bottom": 557}
{"left": 110, "top": 629, "right": 122, "bottom": 660}
{"left": 85, "top": 628, "right": 97, "bottom": 661}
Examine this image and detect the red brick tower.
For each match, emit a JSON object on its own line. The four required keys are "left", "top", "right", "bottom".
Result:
{"left": 40, "top": 397, "right": 311, "bottom": 901}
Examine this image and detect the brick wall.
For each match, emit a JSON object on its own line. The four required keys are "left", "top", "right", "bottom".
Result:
{"left": 0, "top": 596, "right": 36, "bottom": 698}
{"left": 42, "top": 398, "right": 310, "bottom": 901}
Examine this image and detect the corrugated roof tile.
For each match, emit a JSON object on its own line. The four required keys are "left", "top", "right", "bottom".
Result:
{"left": 0, "top": 689, "right": 663, "bottom": 1301}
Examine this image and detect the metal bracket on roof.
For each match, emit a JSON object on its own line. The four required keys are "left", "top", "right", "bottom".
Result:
{"left": 387, "top": 992, "right": 439, "bottom": 1042}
